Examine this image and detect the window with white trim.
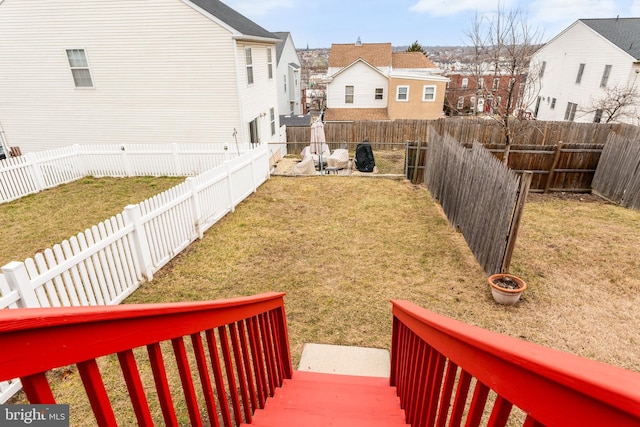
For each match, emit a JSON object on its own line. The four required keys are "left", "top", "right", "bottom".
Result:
{"left": 345, "top": 85, "right": 354, "bottom": 103}
{"left": 249, "top": 117, "right": 259, "bottom": 144}
{"left": 461, "top": 78, "right": 468, "bottom": 89}
{"left": 396, "top": 86, "right": 409, "bottom": 101}
{"left": 600, "top": 65, "right": 612, "bottom": 87}
{"left": 470, "top": 96, "right": 476, "bottom": 111}
{"left": 423, "top": 85, "right": 436, "bottom": 102}
{"left": 66, "top": 49, "right": 93, "bottom": 88}
{"left": 457, "top": 96, "right": 464, "bottom": 109}
{"left": 375, "top": 88, "right": 383, "bottom": 100}
{"left": 564, "top": 102, "right": 578, "bottom": 121}
{"left": 267, "top": 48, "right": 273, "bottom": 79}
{"left": 270, "top": 108, "right": 276, "bottom": 135}
{"left": 540, "top": 61, "right": 546, "bottom": 78}
{"left": 477, "top": 78, "right": 484, "bottom": 89}
{"left": 550, "top": 98, "right": 556, "bottom": 109}
{"left": 245, "top": 48, "right": 254, "bottom": 85}
{"left": 594, "top": 109, "right": 603, "bottom": 123}
{"left": 493, "top": 78, "right": 500, "bottom": 91}
{"left": 283, "top": 74, "right": 287, "bottom": 93}
{"left": 576, "top": 63, "right": 585, "bottom": 84}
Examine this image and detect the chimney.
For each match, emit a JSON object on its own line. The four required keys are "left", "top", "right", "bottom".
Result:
{"left": 356, "top": 36, "right": 362, "bottom": 46}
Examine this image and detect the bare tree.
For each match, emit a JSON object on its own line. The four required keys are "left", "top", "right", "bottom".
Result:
{"left": 465, "top": 4, "right": 543, "bottom": 163}
{"left": 580, "top": 82, "right": 640, "bottom": 124}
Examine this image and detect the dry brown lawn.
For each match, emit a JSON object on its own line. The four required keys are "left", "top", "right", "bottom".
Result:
{"left": 3, "top": 172, "right": 640, "bottom": 425}
{"left": 126, "top": 177, "right": 640, "bottom": 373}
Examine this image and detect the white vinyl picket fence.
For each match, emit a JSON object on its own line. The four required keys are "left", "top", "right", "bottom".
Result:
{"left": 0, "top": 144, "right": 270, "bottom": 403}
{"left": 0, "top": 142, "right": 255, "bottom": 204}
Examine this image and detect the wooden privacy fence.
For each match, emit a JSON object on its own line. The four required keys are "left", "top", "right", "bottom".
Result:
{"left": 0, "top": 143, "right": 255, "bottom": 204}
{"left": 592, "top": 134, "right": 640, "bottom": 210}
{"left": 286, "top": 118, "right": 639, "bottom": 147}
{"left": 424, "top": 128, "right": 531, "bottom": 276}
{"left": 0, "top": 144, "right": 270, "bottom": 403}
{"left": 408, "top": 141, "right": 603, "bottom": 190}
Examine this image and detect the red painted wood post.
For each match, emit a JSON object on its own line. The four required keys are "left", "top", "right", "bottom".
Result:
{"left": 218, "top": 325, "right": 243, "bottom": 426}
{"left": 247, "top": 316, "right": 267, "bottom": 408}
{"left": 238, "top": 320, "right": 258, "bottom": 413}
{"left": 190, "top": 333, "right": 220, "bottom": 427}
{"left": 77, "top": 359, "right": 118, "bottom": 427}
{"left": 20, "top": 372, "right": 55, "bottom": 404}
{"left": 172, "top": 337, "right": 203, "bottom": 427}
{"left": 117, "top": 349, "right": 154, "bottom": 426}
{"left": 435, "top": 361, "right": 458, "bottom": 427}
{"left": 229, "top": 323, "right": 252, "bottom": 423}
{"left": 146, "top": 342, "right": 179, "bottom": 427}
{"left": 205, "top": 329, "right": 233, "bottom": 427}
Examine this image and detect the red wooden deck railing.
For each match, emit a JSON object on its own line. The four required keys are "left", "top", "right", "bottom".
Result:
{"left": 390, "top": 299, "right": 640, "bottom": 427}
{"left": 0, "top": 292, "right": 292, "bottom": 427}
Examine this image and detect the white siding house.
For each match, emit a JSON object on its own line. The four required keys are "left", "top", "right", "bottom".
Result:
{"left": 273, "top": 32, "right": 303, "bottom": 115}
{"left": 531, "top": 18, "right": 640, "bottom": 124}
{"left": 0, "top": 0, "right": 281, "bottom": 153}
{"left": 326, "top": 60, "right": 389, "bottom": 110}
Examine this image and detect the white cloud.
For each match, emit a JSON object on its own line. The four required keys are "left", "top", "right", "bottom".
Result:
{"left": 528, "top": 0, "right": 617, "bottom": 24}
{"left": 223, "top": 0, "right": 294, "bottom": 17}
{"left": 409, "top": 0, "right": 513, "bottom": 16}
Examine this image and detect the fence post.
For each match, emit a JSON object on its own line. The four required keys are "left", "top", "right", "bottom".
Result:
{"left": 2, "top": 261, "right": 40, "bottom": 308}
{"left": 225, "top": 161, "right": 235, "bottom": 213}
{"left": 172, "top": 143, "right": 182, "bottom": 176}
{"left": 121, "top": 145, "right": 133, "bottom": 177}
{"left": 251, "top": 148, "right": 258, "bottom": 193}
{"left": 545, "top": 141, "right": 563, "bottom": 193}
{"left": 186, "top": 177, "right": 203, "bottom": 239}
{"left": 73, "top": 144, "right": 87, "bottom": 177}
{"left": 123, "top": 205, "right": 154, "bottom": 281}
{"left": 501, "top": 171, "right": 533, "bottom": 273}
{"left": 24, "top": 153, "right": 45, "bottom": 192}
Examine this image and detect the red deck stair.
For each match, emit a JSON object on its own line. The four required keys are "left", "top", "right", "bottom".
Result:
{"left": 244, "top": 370, "right": 408, "bottom": 426}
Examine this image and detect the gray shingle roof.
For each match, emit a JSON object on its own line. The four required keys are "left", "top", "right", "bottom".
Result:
{"left": 273, "top": 32, "right": 289, "bottom": 63}
{"left": 188, "top": 0, "right": 277, "bottom": 40}
{"left": 581, "top": 18, "right": 640, "bottom": 60}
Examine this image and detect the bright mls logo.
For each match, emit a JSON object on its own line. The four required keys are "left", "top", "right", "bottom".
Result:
{"left": 1, "top": 405, "right": 69, "bottom": 426}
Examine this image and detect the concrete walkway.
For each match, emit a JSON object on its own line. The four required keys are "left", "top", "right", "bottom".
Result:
{"left": 297, "top": 343, "right": 390, "bottom": 378}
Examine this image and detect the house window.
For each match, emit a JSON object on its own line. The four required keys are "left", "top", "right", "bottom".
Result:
{"left": 576, "top": 63, "right": 585, "bottom": 84}
{"left": 461, "top": 78, "right": 468, "bottom": 89}
{"left": 249, "top": 117, "right": 259, "bottom": 144}
{"left": 600, "top": 64, "right": 612, "bottom": 87}
{"left": 550, "top": 98, "right": 556, "bottom": 109}
{"left": 594, "top": 109, "right": 603, "bottom": 123}
{"left": 345, "top": 85, "right": 354, "bottom": 103}
{"left": 457, "top": 96, "right": 464, "bottom": 109}
{"left": 493, "top": 78, "right": 500, "bottom": 91}
{"left": 267, "top": 48, "right": 273, "bottom": 79}
{"left": 396, "top": 86, "right": 409, "bottom": 101}
{"left": 66, "top": 49, "right": 93, "bottom": 88}
{"left": 270, "top": 108, "right": 276, "bottom": 135}
{"left": 470, "top": 96, "right": 476, "bottom": 111}
{"left": 540, "top": 61, "right": 546, "bottom": 78}
{"left": 245, "top": 48, "right": 254, "bottom": 85}
{"left": 375, "top": 88, "right": 383, "bottom": 100}
{"left": 283, "top": 74, "right": 287, "bottom": 93}
{"left": 477, "top": 78, "right": 484, "bottom": 89}
{"left": 423, "top": 85, "right": 436, "bottom": 102}
{"left": 564, "top": 102, "right": 578, "bottom": 121}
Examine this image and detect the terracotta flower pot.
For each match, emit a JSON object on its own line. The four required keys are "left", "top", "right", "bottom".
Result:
{"left": 488, "top": 273, "right": 527, "bottom": 305}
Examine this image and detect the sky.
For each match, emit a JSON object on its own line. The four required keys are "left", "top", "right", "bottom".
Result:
{"left": 221, "top": 0, "right": 640, "bottom": 48}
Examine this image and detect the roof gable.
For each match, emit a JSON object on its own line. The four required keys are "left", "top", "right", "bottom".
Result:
{"left": 329, "top": 43, "right": 393, "bottom": 68}
{"left": 329, "top": 58, "right": 388, "bottom": 80}
{"left": 580, "top": 18, "right": 640, "bottom": 60}
{"left": 273, "top": 32, "right": 293, "bottom": 63}
{"left": 187, "top": 0, "right": 277, "bottom": 40}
